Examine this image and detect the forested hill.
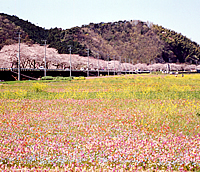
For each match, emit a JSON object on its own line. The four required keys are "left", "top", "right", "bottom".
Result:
{"left": 0, "top": 13, "right": 200, "bottom": 64}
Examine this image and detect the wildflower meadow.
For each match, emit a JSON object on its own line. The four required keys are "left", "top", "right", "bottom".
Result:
{"left": 0, "top": 74, "right": 200, "bottom": 171}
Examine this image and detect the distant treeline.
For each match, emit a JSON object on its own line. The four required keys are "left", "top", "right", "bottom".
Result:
{"left": 0, "top": 13, "right": 199, "bottom": 64}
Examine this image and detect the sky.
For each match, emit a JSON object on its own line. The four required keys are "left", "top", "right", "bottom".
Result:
{"left": 1, "top": 0, "right": 200, "bottom": 45}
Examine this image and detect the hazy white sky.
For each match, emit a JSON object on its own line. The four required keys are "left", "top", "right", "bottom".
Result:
{"left": 1, "top": 0, "right": 200, "bottom": 44}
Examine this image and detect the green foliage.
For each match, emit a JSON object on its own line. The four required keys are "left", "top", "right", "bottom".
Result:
{"left": 153, "top": 25, "right": 200, "bottom": 64}
{"left": 41, "top": 76, "right": 72, "bottom": 81}
{"left": 47, "top": 27, "right": 89, "bottom": 56}
{"left": 0, "top": 13, "right": 48, "bottom": 44}
{"left": 41, "top": 76, "right": 54, "bottom": 80}
{"left": 0, "top": 14, "right": 29, "bottom": 49}
{"left": 54, "top": 76, "right": 72, "bottom": 81}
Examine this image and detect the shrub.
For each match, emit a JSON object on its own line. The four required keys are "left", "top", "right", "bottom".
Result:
{"left": 55, "top": 77, "right": 72, "bottom": 81}
{"left": 41, "top": 76, "right": 54, "bottom": 80}
{"left": 31, "top": 83, "right": 47, "bottom": 92}
{"left": 74, "top": 76, "right": 85, "bottom": 80}
{"left": 41, "top": 76, "right": 72, "bottom": 81}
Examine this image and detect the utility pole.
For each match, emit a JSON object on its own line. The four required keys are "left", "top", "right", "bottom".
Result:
{"left": 125, "top": 57, "right": 126, "bottom": 74}
{"left": 16, "top": 32, "right": 21, "bottom": 81}
{"left": 87, "top": 48, "right": 89, "bottom": 77}
{"left": 107, "top": 54, "right": 109, "bottom": 76}
{"left": 41, "top": 40, "right": 47, "bottom": 77}
{"left": 114, "top": 55, "right": 115, "bottom": 76}
{"left": 132, "top": 59, "right": 134, "bottom": 74}
{"left": 68, "top": 45, "right": 72, "bottom": 77}
{"left": 97, "top": 53, "right": 100, "bottom": 77}
{"left": 129, "top": 58, "right": 130, "bottom": 74}
{"left": 118, "top": 56, "right": 121, "bottom": 75}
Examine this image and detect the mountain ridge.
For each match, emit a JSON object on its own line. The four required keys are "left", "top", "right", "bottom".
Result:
{"left": 0, "top": 13, "right": 199, "bottom": 65}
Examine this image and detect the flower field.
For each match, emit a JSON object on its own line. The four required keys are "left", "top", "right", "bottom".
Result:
{"left": 0, "top": 74, "right": 200, "bottom": 171}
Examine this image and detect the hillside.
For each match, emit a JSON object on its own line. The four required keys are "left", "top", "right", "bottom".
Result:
{"left": 0, "top": 13, "right": 200, "bottom": 65}
{"left": 62, "top": 21, "right": 200, "bottom": 64}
